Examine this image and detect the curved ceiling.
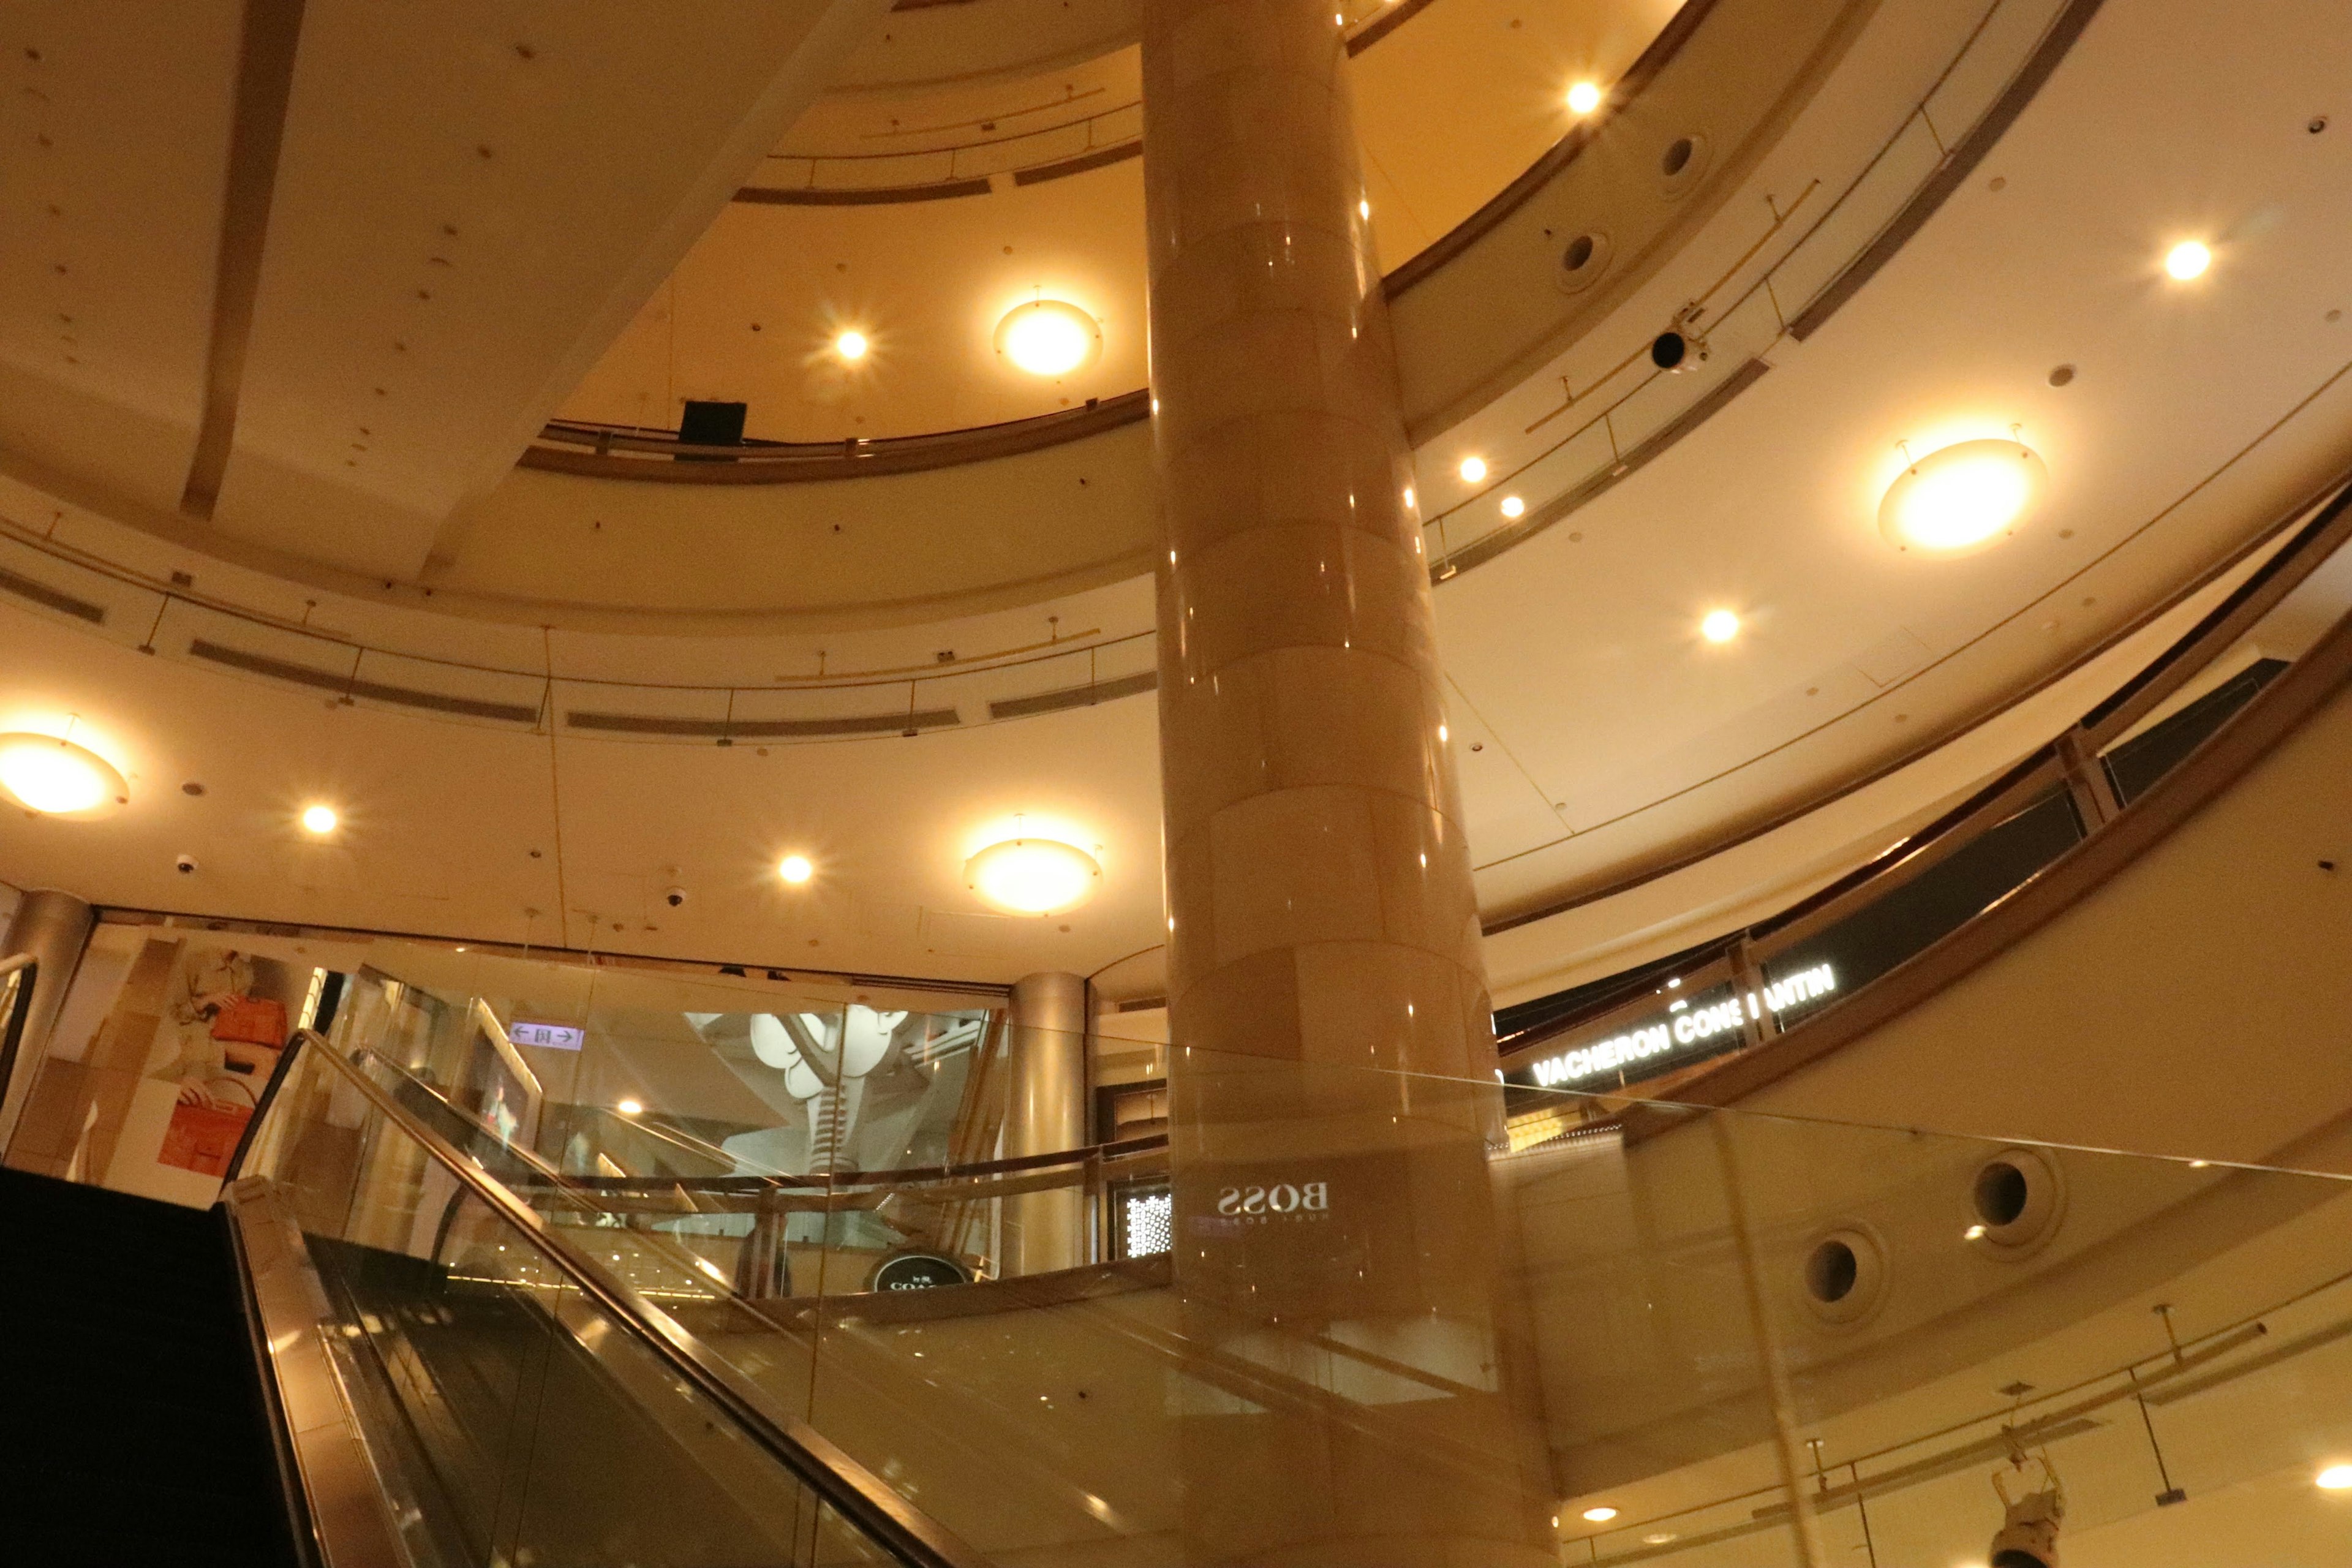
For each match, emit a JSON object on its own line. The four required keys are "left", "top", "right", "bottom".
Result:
{"left": 0, "top": 0, "right": 2348, "bottom": 1006}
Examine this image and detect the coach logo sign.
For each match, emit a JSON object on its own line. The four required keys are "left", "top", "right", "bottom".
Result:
{"left": 1215, "top": 1181, "right": 1330, "bottom": 1220}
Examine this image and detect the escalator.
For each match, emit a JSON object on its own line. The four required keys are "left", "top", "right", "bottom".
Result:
{"left": 0, "top": 1034, "right": 993, "bottom": 1568}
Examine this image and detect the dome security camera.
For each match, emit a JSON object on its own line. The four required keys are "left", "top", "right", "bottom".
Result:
{"left": 175, "top": 854, "right": 198, "bottom": 875}
{"left": 663, "top": 886, "right": 688, "bottom": 908}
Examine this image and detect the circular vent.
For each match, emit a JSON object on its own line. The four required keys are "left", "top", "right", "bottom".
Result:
{"left": 1969, "top": 1148, "right": 2066, "bottom": 1256}
{"left": 1800, "top": 1226, "right": 1887, "bottom": 1328}
{"left": 1555, "top": 231, "right": 1613, "bottom": 295}
{"left": 1659, "top": 133, "right": 1711, "bottom": 198}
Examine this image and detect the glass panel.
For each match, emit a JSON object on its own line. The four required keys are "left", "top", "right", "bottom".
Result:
{"left": 1762, "top": 786, "right": 2083, "bottom": 1027}
{"left": 239, "top": 1040, "right": 901, "bottom": 1568}
{"left": 2102, "top": 657, "right": 2287, "bottom": 804}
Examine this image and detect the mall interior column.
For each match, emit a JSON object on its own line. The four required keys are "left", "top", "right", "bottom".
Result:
{"left": 1141, "top": 4, "right": 1557, "bottom": 1564}
{"left": 0, "top": 889, "right": 94, "bottom": 1155}
{"left": 1002, "top": 971, "right": 1089, "bottom": 1274}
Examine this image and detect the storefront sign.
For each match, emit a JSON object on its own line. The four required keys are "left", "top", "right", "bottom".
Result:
{"left": 1527, "top": 963, "right": 1838, "bottom": 1088}
{"left": 1215, "top": 1181, "right": 1329, "bottom": 1218}
{"left": 510, "top": 1019, "right": 584, "bottom": 1050}
{"left": 871, "top": 1252, "right": 970, "bottom": 1292}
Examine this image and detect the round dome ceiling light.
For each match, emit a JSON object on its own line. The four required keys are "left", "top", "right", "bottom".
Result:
{"left": 1879, "top": 438, "right": 2048, "bottom": 554}
{"left": 1700, "top": 609, "right": 1741, "bottom": 644}
{"left": 2318, "top": 1464, "right": 2352, "bottom": 1490}
{"left": 300, "top": 804, "right": 339, "bottom": 835}
{"left": 995, "top": 300, "right": 1101, "bottom": 378}
{"left": 1458, "top": 456, "right": 1487, "bottom": 483}
{"left": 1566, "top": 81, "right": 1602, "bottom": 115}
{"left": 834, "top": 330, "right": 870, "bottom": 362}
{"left": 0, "top": 732, "right": 127, "bottom": 817}
{"left": 967, "top": 837, "right": 1101, "bottom": 914}
{"left": 2163, "top": 239, "right": 2212, "bottom": 281}
{"left": 778, "top": 853, "right": 813, "bottom": 884}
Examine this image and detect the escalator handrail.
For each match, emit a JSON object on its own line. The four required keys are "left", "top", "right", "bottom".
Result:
{"left": 0, "top": 954, "right": 37, "bottom": 1154}
{"left": 240, "top": 1030, "right": 997, "bottom": 1568}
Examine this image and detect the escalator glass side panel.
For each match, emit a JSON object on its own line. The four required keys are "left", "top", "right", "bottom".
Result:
{"left": 2101, "top": 657, "right": 2288, "bottom": 805}
{"left": 239, "top": 1040, "right": 970, "bottom": 1568}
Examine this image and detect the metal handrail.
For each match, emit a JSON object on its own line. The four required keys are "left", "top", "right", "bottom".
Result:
{"left": 1498, "top": 480, "right": 2352, "bottom": 1080}
{"left": 0, "top": 954, "right": 39, "bottom": 1160}
{"left": 234, "top": 1031, "right": 998, "bottom": 1568}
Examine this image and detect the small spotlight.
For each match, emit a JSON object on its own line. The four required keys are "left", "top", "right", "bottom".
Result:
{"left": 1359, "top": 198, "right": 1371, "bottom": 220}
{"left": 2163, "top": 240, "right": 2212, "bottom": 281}
{"left": 301, "top": 804, "right": 338, "bottom": 835}
{"left": 779, "top": 853, "right": 813, "bottom": 884}
{"left": 2320, "top": 1464, "right": 2352, "bottom": 1490}
{"left": 1700, "top": 609, "right": 1740, "bottom": 643}
{"left": 1581, "top": 1506, "right": 1619, "bottom": 1523}
{"left": 616, "top": 1098, "right": 643, "bottom": 1116}
{"left": 1500, "top": 495, "right": 1526, "bottom": 519}
{"left": 835, "top": 330, "right": 870, "bottom": 361}
{"left": 1965, "top": 1224, "right": 1988, "bottom": 1241}
{"left": 1458, "top": 456, "right": 1487, "bottom": 483}
{"left": 1567, "top": 81, "right": 1602, "bottom": 115}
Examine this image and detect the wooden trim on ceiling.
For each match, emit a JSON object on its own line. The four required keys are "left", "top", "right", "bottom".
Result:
{"left": 180, "top": 0, "right": 307, "bottom": 522}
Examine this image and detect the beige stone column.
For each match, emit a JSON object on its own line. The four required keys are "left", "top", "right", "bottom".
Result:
{"left": 1001, "top": 971, "right": 1091, "bottom": 1275}
{"left": 1142, "top": 4, "right": 1556, "bottom": 1565}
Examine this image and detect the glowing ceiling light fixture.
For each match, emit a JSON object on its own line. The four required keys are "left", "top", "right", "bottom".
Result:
{"left": 967, "top": 835, "right": 1101, "bottom": 914}
{"left": 1965, "top": 1224, "right": 1989, "bottom": 1242}
{"left": 1700, "top": 609, "right": 1741, "bottom": 643}
{"left": 778, "top": 853, "right": 813, "bottom": 884}
{"left": 1566, "top": 80, "right": 1603, "bottom": 115}
{"left": 996, "top": 300, "right": 1101, "bottom": 377}
{"left": 1879, "top": 437, "right": 2047, "bottom": 554}
{"left": 616, "top": 1098, "right": 643, "bottom": 1117}
{"left": 1500, "top": 494, "right": 1526, "bottom": 519}
{"left": 1458, "top": 456, "right": 1487, "bottom": 483}
{"left": 834, "top": 330, "right": 870, "bottom": 362}
{"left": 1359, "top": 198, "right": 1371, "bottom": 220}
{"left": 1581, "top": 1507, "right": 1619, "bottom": 1523}
{"left": 0, "top": 731, "right": 127, "bottom": 816}
{"left": 2319, "top": 1464, "right": 2352, "bottom": 1490}
{"left": 2163, "top": 239, "right": 2212, "bottom": 281}
{"left": 300, "top": 804, "right": 339, "bottom": 835}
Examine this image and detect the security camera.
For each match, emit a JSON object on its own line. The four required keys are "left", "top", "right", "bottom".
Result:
{"left": 1989, "top": 1461, "right": 2064, "bottom": 1568}
{"left": 175, "top": 854, "right": 199, "bottom": 875}
{"left": 663, "top": 886, "right": 688, "bottom": 908}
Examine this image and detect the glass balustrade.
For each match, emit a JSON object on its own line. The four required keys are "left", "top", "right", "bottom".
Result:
{"left": 235, "top": 1008, "right": 2352, "bottom": 1568}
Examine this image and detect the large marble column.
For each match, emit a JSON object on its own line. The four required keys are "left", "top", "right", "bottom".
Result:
{"left": 1142, "top": 4, "right": 1556, "bottom": 1564}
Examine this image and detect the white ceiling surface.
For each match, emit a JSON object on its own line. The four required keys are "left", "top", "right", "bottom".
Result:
{"left": 0, "top": 0, "right": 2349, "bottom": 995}
{"left": 0, "top": 5, "right": 236, "bottom": 512}
{"left": 0, "top": 596, "right": 1165, "bottom": 984}
{"left": 1431, "top": 0, "right": 2352, "bottom": 917}
{"left": 0, "top": 0, "right": 895, "bottom": 584}
{"left": 557, "top": 0, "right": 1673, "bottom": 444}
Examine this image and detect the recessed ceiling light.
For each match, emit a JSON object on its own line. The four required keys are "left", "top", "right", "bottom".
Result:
{"left": 779, "top": 853, "right": 813, "bottom": 884}
{"left": 1880, "top": 438, "right": 2047, "bottom": 553}
{"left": 1567, "top": 81, "right": 1602, "bottom": 115}
{"left": 1581, "top": 1506, "right": 1619, "bottom": 1523}
{"left": 301, "top": 804, "right": 339, "bottom": 835}
{"left": 834, "top": 330, "right": 869, "bottom": 361}
{"left": 1965, "top": 1224, "right": 1988, "bottom": 1241}
{"left": 1500, "top": 495, "right": 1526, "bottom": 518}
{"left": 967, "top": 837, "right": 1101, "bottom": 914}
{"left": 1700, "top": 609, "right": 1740, "bottom": 643}
{"left": 2319, "top": 1464, "right": 2352, "bottom": 1490}
{"left": 1359, "top": 198, "right": 1371, "bottom": 220}
{"left": 1458, "top": 456, "right": 1487, "bottom": 483}
{"left": 616, "top": 1098, "right": 643, "bottom": 1116}
{"left": 0, "top": 732, "right": 127, "bottom": 816}
{"left": 996, "top": 300, "right": 1101, "bottom": 377}
{"left": 2163, "top": 240, "right": 2212, "bottom": 281}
